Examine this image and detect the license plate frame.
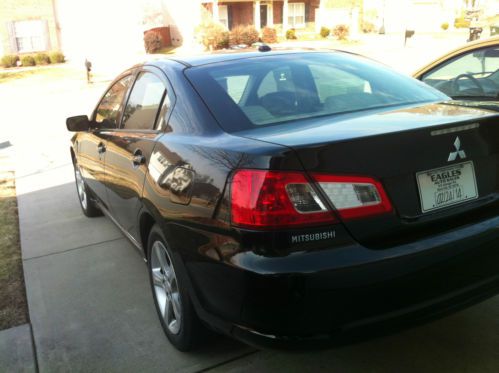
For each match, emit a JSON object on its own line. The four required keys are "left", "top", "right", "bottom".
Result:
{"left": 416, "top": 161, "right": 478, "bottom": 213}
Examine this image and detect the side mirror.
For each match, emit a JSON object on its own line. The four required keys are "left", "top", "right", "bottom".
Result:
{"left": 66, "top": 115, "right": 91, "bottom": 132}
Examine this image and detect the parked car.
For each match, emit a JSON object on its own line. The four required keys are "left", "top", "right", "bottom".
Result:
{"left": 414, "top": 36, "right": 499, "bottom": 107}
{"left": 68, "top": 50, "right": 499, "bottom": 351}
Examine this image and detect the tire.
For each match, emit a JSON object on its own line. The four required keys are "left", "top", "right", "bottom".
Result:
{"left": 147, "top": 224, "right": 206, "bottom": 351}
{"left": 73, "top": 159, "right": 102, "bottom": 217}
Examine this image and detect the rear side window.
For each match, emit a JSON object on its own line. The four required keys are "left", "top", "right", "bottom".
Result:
{"left": 185, "top": 53, "right": 448, "bottom": 131}
{"left": 122, "top": 72, "right": 166, "bottom": 130}
{"left": 95, "top": 75, "right": 132, "bottom": 128}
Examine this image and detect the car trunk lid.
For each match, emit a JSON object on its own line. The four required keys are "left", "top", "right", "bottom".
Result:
{"left": 235, "top": 102, "right": 499, "bottom": 248}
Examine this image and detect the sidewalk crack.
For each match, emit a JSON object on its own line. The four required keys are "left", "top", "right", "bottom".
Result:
{"left": 23, "top": 237, "right": 124, "bottom": 261}
{"left": 195, "top": 349, "right": 260, "bottom": 373}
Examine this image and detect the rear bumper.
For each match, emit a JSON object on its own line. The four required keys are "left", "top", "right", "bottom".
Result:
{"left": 231, "top": 274, "right": 499, "bottom": 350}
{"left": 185, "top": 215, "right": 499, "bottom": 349}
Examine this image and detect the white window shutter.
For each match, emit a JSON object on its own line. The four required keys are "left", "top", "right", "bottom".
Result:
{"left": 6, "top": 22, "right": 18, "bottom": 53}
{"left": 43, "top": 20, "right": 51, "bottom": 51}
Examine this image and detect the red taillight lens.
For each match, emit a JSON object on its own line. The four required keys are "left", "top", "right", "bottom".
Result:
{"left": 230, "top": 170, "right": 337, "bottom": 229}
{"left": 312, "top": 174, "right": 392, "bottom": 220}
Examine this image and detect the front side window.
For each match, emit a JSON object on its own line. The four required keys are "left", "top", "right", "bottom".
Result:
{"left": 422, "top": 46, "right": 499, "bottom": 99}
{"left": 95, "top": 75, "right": 132, "bottom": 129}
{"left": 122, "top": 72, "right": 166, "bottom": 130}
{"left": 185, "top": 52, "right": 448, "bottom": 132}
{"left": 14, "top": 20, "right": 44, "bottom": 52}
{"left": 288, "top": 3, "right": 305, "bottom": 28}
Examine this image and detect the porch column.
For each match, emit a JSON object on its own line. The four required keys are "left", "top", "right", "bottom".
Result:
{"left": 254, "top": 0, "right": 261, "bottom": 30}
{"left": 282, "top": 0, "right": 289, "bottom": 34}
{"left": 212, "top": 0, "right": 219, "bottom": 22}
{"left": 268, "top": 2, "right": 274, "bottom": 26}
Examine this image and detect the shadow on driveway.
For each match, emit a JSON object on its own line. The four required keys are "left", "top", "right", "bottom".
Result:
{"left": 18, "top": 173, "right": 253, "bottom": 372}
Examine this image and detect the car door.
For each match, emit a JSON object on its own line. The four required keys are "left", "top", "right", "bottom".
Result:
{"left": 77, "top": 74, "right": 133, "bottom": 207}
{"left": 103, "top": 66, "right": 172, "bottom": 240}
{"left": 418, "top": 45, "right": 499, "bottom": 100}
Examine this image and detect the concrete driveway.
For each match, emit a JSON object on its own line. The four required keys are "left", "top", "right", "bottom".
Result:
{"left": 2, "top": 33, "right": 499, "bottom": 371}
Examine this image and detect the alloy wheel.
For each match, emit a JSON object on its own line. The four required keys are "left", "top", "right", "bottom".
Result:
{"left": 74, "top": 163, "right": 87, "bottom": 210}
{"left": 150, "top": 240, "right": 182, "bottom": 335}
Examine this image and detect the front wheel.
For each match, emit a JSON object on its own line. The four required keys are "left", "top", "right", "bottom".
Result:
{"left": 147, "top": 225, "right": 206, "bottom": 351}
{"left": 73, "top": 160, "right": 102, "bottom": 217}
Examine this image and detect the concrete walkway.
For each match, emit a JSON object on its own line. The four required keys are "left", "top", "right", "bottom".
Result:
{"left": 0, "top": 324, "right": 36, "bottom": 373}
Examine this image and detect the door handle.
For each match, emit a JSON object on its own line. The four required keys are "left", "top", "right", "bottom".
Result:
{"left": 132, "top": 149, "right": 146, "bottom": 167}
{"left": 97, "top": 143, "right": 106, "bottom": 154}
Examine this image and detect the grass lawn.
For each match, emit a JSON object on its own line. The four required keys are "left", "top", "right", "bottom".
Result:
{"left": 0, "top": 152, "right": 28, "bottom": 330}
{"left": 0, "top": 69, "right": 42, "bottom": 84}
{"left": 0, "top": 64, "right": 87, "bottom": 85}
{"left": 153, "top": 46, "right": 179, "bottom": 54}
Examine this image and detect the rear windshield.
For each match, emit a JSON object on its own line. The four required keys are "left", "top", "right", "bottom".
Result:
{"left": 185, "top": 52, "right": 448, "bottom": 132}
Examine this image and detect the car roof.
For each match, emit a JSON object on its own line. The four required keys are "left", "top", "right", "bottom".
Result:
{"left": 149, "top": 48, "right": 359, "bottom": 68}
{"left": 413, "top": 35, "right": 499, "bottom": 78}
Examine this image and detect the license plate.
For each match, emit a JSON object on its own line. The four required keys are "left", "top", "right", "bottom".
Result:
{"left": 416, "top": 161, "right": 478, "bottom": 213}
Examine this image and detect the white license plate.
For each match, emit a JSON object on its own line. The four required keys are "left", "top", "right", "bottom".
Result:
{"left": 416, "top": 161, "right": 478, "bottom": 213}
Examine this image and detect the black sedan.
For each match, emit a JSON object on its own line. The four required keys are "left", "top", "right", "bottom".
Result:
{"left": 67, "top": 50, "right": 499, "bottom": 351}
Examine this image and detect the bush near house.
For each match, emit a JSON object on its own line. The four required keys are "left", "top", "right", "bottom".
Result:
{"left": 361, "top": 20, "right": 376, "bottom": 33}
{"left": 199, "top": 22, "right": 229, "bottom": 50}
{"left": 1, "top": 51, "right": 65, "bottom": 69}
{"left": 241, "top": 26, "right": 259, "bottom": 46}
{"left": 49, "top": 51, "right": 65, "bottom": 63}
{"left": 144, "top": 31, "right": 163, "bottom": 53}
{"left": 229, "top": 25, "right": 244, "bottom": 45}
{"left": 261, "top": 27, "right": 278, "bottom": 43}
{"left": 1, "top": 54, "right": 19, "bottom": 68}
{"left": 20, "top": 55, "right": 35, "bottom": 67}
{"left": 441, "top": 22, "right": 449, "bottom": 30}
{"left": 286, "top": 28, "right": 297, "bottom": 40}
{"left": 454, "top": 17, "right": 470, "bottom": 28}
{"left": 333, "top": 24, "right": 349, "bottom": 40}
{"left": 34, "top": 53, "right": 50, "bottom": 65}
{"left": 230, "top": 25, "right": 259, "bottom": 46}
{"left": 320, "top": 26, "right": 330, "bottom": 38}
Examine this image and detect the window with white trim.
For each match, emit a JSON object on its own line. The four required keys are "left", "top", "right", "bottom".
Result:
{"left": 288, "top": 2, "right": 305, "bottom": 28}
{"left": 14, "top": 20, "right": 45, "bottom": 52}
{"left": 218, "top": 5, "right": 229, "bottom": 29}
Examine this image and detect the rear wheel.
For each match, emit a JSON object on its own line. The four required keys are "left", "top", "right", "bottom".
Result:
{"left": 73, "top": 160, "right": 102, "bottom": 217}
{"left": 147, "top": 225, "right": 206, "bottom": 351}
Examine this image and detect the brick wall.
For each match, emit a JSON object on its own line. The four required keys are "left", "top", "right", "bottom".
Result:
{"left": 0, "top": 0, "right": 59, "bottom": 55}
{"left": 219, "top": 2, "right": 254, "bottom": 28}
{"left": 274, "top": 1, "right": 283, "bottom": 24}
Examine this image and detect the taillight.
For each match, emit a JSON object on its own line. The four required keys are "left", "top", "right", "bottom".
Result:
{"left": 312, "top": 174, "right": 392, "bottom": 220}
{"left": 230, "top": 170, "right": 337, "bottom": 229}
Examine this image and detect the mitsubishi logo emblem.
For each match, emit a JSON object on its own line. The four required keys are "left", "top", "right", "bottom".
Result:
{"left": 448, "top": 136, "right": 466, "bottom": 162}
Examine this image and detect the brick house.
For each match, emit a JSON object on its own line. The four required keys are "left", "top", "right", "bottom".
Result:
{"left": 203, "top": 0, "right": 321, "bottom": 31}
{"left": 0, "top": 0, "right": 60, "bottom": 56}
